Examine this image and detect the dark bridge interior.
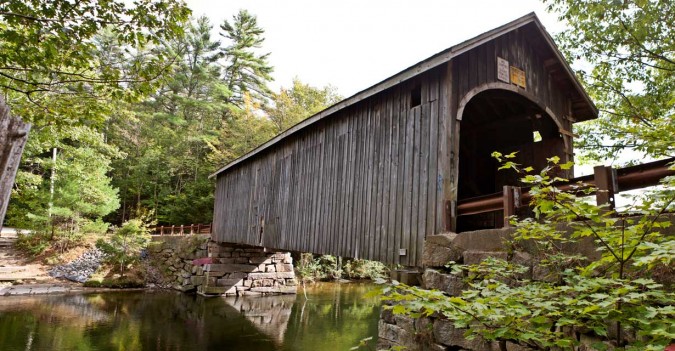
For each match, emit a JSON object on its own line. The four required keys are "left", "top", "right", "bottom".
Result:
{"left": 457, "top": 89, "right": 565, "bottom": 232}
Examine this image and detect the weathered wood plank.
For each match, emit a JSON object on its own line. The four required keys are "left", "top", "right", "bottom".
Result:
{"left": 436, "top": 63, "right": 450, "bottom": 232}
{"left": 379, "top": 93, "right": 393, "bottom": 263}
{"left": 387, "top": 88, "right": 401, "bottom": 264}
{"left": 311, "top": 129, "right": 325, "bottom": 253}
{"left": 410, "top": 104, "right": 421, "bottom": 266}
{"left": 326, "top": 123, "right": 338, "bottom": 255}
{"left": 338, "top": 121, "right": 350, "bottom": 257}
{"left": 401, "top": 92, "right": 415, "bottom": 266}
{"left": 395, "top": 87, "right": 407, "bottom": 265}
{"left": 427, "top": 98, "right": 439, "bottom": 235}
{"left": 477, "top": 42, "right": 487, "bottom": 86}
{"left": 299, "top": 136, "right": 310, "bottom": 251}
{"left": 370, "top": 98, "right": 382, "bottom": 261}
{"left": 363, "top": 102, "right": 374, "bottom": 260}
{"left": 449, "top": 61, "right": 461, "bottom": 232}
{"left": 354, "top": 107, "right": 366, "bottom": 259}
{"left": 486, "top": 39, "right": 496, "bottom": 83}
{"left": 418, "top": 96, "right": 430, "bottom": 263}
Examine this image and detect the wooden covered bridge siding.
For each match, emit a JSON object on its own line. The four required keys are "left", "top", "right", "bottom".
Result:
{"left": 212, "top": 15, "right": 596, "bottom": 266}
{"left": 214, "top": 68, "right": 447, "bottom": 266}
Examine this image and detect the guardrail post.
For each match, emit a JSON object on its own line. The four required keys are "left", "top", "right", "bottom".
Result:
{"left": 594, "top": 165, "right": 617, "bottom": 210}
{"left": 503, "top": 186, "right": 517, "bottom": 227}
{"left": 171, "top": 225, "right": 175, "bottom": 235}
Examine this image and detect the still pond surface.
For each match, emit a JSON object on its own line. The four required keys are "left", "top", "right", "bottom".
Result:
{"left": 0, "top": 282, "right": 380, "bottom": 351}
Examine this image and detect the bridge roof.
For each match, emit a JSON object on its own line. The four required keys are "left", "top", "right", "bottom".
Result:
{"left": 211, "top": 12, "right": 597, "bottom": 178}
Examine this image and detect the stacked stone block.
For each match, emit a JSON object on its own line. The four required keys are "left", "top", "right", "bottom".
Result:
{"left": 148, "top": 235, "right": 297, "bottom": 296}
{"left": 198, "top": 242, "right": 297, "bottom": 296}
{"left": 148, "top": 235, "right": 210, "bottom": 292}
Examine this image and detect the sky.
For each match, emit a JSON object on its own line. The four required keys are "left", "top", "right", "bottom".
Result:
{"left": 185, "top": 0, "right": 564, "bottom": 98}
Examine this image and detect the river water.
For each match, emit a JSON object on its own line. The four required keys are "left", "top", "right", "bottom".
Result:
{"left": 0, "top": 282, "right": 380, "bottom": 351}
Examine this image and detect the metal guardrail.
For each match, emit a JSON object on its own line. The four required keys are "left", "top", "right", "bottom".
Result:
{"left": 457, "top": 157, "right": 675, "bottom": 222}
{"left": 149, "top": 223, "right": 212, "bottom": 236}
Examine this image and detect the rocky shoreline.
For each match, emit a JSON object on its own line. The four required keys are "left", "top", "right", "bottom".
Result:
{"left": 48, "top": 248, "right": 105, "bottom": 283}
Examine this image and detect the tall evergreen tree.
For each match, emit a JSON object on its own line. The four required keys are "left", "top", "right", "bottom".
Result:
{"left": 220, "top": 10, "right": 274, "bottom": 108}
{"left": 108, "top": 16, "right": 230, "bottom": 225}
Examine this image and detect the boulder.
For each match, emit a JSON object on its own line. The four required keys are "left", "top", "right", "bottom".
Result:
{"left": 433, "top": 319, "right": 490, "bottom": 350}
{"left": 422, "top": 233, "right": 463, "bottom": 267}
{"left": 463, "top": 250, "right": 508, "bottom": 265}
{"left": 422, "top": 269, "right": 464, "bottom": 296}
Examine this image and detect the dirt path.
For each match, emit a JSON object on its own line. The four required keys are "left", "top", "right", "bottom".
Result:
{"left": 0, "top": 235, "right": 56, "bottom": 286}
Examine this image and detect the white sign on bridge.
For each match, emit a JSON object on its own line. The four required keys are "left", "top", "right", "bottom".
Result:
{"left": 497, "top": 57, "right": 510, "bottom": 84}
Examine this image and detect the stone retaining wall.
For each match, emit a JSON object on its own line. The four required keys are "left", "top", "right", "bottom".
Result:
{"left": 147, "top": 235, "right": 297, "bottom": 296}
{"left": 378, "top": 224, "right": 674, "bottom": 351}
{"left": 378, "top": 229, "right": 536, "bottom": 351}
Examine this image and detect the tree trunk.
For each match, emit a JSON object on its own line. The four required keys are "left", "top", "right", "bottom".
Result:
{"left": 0, "top": 96, "right": 31, "bottom": 230}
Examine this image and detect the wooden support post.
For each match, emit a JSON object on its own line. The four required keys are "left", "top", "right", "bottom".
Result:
{"left": 160, "top": 226, "right": 163, "bottom": 236}
{"left": 180, "top": 224, "right": 184, "bottom": 235}
{"left": 171, "top": 225, "right": 175, "bottom": 235}
{"left": 503, "top": 186, "right": 516, "bottom": 228}
{"left": 594, "top": 165, "right": 617, "bottom": 209}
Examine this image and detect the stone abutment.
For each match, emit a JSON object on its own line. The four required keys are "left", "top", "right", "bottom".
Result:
{"left": 147, "top": 235, "right": 297, "bottom": 296}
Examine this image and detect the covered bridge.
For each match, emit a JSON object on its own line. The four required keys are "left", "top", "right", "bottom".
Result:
{"left": 209, "top": 13, "right": 598, "bottom": 266}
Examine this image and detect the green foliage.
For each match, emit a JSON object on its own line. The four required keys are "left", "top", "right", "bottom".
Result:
{"left": 296, "top": 253, "right": 341, "bottom": 282}
{"left": 544, "top": 0, "right": 675, "bottom": 161}
{"left": 0, "top": 0, "right": 191, "bottom": 127}
{"left": 349, "top": 337, "right": 375, "bottom": 351}
{"left": 6, "top": 125, "right": 120, "bottom": 244}
{"left": 105, "top": 14, "right": 285, "bottom": 225}
{"left": 84, "top": 276, "right": 145, "bottom": 289}
{"left": 297, "top": 253, "right": 388, "bottom": 282}
{"left": 267, "top": 78, "right": 342, "bottom": 133}
{"left": 96, "top": 219, "right": 151, "bottom": 277}
{"left": 220, "top": 9, "right": 274, "bottom": 108}
{"left": 13, "top": 232, "right": 50, "bottom": 256}
{"left": 380, "top": 158, "right": 675, "bottom": 350}
{"left": 343, "top": 259, "right": 389, "bottom": 280}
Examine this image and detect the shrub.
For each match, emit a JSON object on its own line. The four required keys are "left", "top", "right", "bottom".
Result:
{"left": 96, "top": 219, "right": 151, "bottom": 277}
{"left": 343, "top": 259, "right": 388, "bottom": 280}
{"left": 14, "top": 232, "right": 50, "bottom": 256}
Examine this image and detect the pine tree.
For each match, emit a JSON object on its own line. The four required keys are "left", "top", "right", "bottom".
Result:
{"left": 220, "top": 10, "right": 274, "bottom": 108}
{"left": 107, "top": 17, "right": 230, "bottom": 225}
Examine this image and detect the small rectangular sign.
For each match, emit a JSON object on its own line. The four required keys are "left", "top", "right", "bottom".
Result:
{"left": 497, "top": 57, "right": 510, "bottom": 83}
{"left": 510, "top": 66, "right": 526, "bottom": 89}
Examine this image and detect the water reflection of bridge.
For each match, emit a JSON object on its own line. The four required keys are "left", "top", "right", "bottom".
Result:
{"left": 223, "top": 295, "right": 295, "bottom": 344}
{"left": 0, "top": 285, "right": 381, "bottom": 350}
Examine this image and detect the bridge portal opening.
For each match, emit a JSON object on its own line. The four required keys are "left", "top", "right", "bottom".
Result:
{"left": 456, "top": 89, "right": 565, "bottom": 232}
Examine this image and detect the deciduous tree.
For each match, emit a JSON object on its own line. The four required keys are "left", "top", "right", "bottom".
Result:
{"left": 267, "top": 78, "right": 341, "bottom": 133}
{"left": 545, "top": 0, "right": 675, "bottom": 161}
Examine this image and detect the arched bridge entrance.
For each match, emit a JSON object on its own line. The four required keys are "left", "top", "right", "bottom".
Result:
{"left": 456, "top": 87, "right": 567, "bottom": 231}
